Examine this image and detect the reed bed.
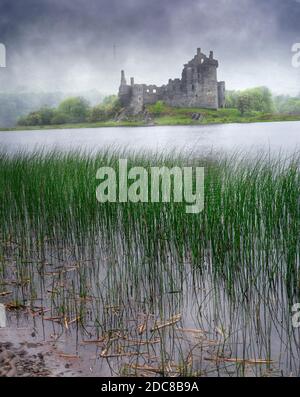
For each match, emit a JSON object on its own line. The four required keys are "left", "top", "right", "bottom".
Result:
{"left": 0, "top": 148, "right": 299, "bottom": 376}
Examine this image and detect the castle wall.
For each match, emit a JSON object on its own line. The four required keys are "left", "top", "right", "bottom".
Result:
{"left": 119, "top": 84, "right": 132, "bottom": 107}
{"left": 196, "top": 64, "right": 219, "bottom": 109}
{"left": 142, "top": 85, "right": 162, "bottom": 105}
{"left": 118, "top": 49, "right": 225, "bottom": 113}
{"left": 129, "top": 85, "right": 144, "bottom": 114}
{"left": 218, "top": 81, "right": 226, "bottom": 108}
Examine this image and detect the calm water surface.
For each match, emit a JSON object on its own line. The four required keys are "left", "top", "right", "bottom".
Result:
{"left": 1, "top": 121, "right": 300, "bottom": 155}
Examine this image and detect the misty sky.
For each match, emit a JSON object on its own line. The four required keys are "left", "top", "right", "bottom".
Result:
{"left": 0, "top": 0, "right": 300, "bottom": 95}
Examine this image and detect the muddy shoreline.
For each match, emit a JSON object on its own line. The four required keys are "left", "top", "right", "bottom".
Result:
{"left": 0, "top": 327, "right": 81, "bottom": 377}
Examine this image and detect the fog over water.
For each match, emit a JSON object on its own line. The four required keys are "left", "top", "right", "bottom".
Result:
{"left": 0, "top": 0, "right": 300, "bottom": 95}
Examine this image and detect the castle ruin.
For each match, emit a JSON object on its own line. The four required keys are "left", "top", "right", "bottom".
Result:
{"left": 118, "top": 48, "right": 225, "bottom": 114}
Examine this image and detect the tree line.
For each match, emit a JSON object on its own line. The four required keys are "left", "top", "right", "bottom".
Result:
{"left": 16, "top": 87, "right": 300, "bottom": 127}
{"left": 225, "top": 86, "right": 300, "bottom": 115}
{"left": 17, "top": 95, "right": 121, "bottom": 126}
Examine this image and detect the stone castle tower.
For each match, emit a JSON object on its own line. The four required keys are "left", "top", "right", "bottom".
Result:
{"left": 119, "top": 48, "right": 225, "bottom": 114}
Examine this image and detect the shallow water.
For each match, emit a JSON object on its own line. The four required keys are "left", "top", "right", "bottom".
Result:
{"left": 1, "top": 235, "right": 299, "bottom": 377}
{"left": 0, "top": 122, "right": 299, "bottom": 377}
{"left": 1, "top": 121, "right": 300, "bottom": 155}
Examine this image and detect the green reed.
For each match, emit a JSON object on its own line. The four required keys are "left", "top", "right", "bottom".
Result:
{"left": 0, "top": 149, "right": 299, "bottom": 288}
{"left": 0, "top": 148, "right": 299, "bottom": 376}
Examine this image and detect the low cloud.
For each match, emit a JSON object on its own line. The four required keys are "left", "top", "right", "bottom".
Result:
{"left": 0, "top": 0, "right": 299, "bottom": 95}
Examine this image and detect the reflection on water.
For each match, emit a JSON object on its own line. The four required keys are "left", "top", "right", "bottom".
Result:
{"left": 1, "top": 121, "right": 300, "bottom": 155}
{"left": 2, "top": 233, "right": 300, "bottom": 377}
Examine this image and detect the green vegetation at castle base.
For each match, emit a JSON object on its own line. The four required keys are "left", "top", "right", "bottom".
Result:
{"left": 0, "top": 104, "right": 300, "bottom": 131}
{"left": 147, "top": 105, "right": 300, "bottom": 126}
{"left": 2, "top": 106, "right": 300, "bottom": 131}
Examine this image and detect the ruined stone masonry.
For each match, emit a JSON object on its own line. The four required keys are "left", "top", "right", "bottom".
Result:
{"left": 118, "top": 48, "right": 225, "bottom": 114}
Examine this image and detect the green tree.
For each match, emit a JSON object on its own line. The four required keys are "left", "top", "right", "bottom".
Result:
{"left": 57, "top": 97, "right": 90, "bottom": 123}
{"left": 237, "top": 93, "right": 252, "bottom": 115}
{"left": 51, "top": 111, "right": 68, "bottom": 125}
{"left": 226, "top": 87, "right": 274, "bottom": 114}
{"left": 102, "top": 95, "right": 118, "bottom": 106}
{"left": 88, "top": 95, "right": 121, "bottom": 122}
{"left": 38, "top": 107, "right": 55, "bottom": 124}
{"left": 17, "top": 111, "right": 42, "bottom": 126}
{"left": 102, "top": 95, "right": 121, "bottom": 116}
{"left": 225, "top": 91, "right": 239, "bottom": 109}
{"left": 18, "top": 107, "right": 56, "bottom": 126}
{"left": 274, "top": 95, "right": 300, "bottom": 114}
{"left": 245, "top": 86, "right": 273, "bottom": 113}
{"left": 88, "top": 105, "right": 108, "bottom": 122}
